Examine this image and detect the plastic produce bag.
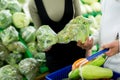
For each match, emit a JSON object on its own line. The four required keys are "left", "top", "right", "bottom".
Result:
{"left": 0, "top": 65, "right": 23, "bottom": 80}
{"left": 18, "top": 58, "right": 39, "bottom": 80}
{"left": 7, "top": 41, "right": 26, "bottom": 53}
{"left": 58, "top": 16, "right": 92, "bottom": 44}
{"left": 20, "top": 26, "right": 36, "bottom": 43}
{"left": 36, "top": 25, "right": 58, "bottom": 51}
{"left": 0, "top": 42, "right": 9, "bottom": 61}
{"left": 0, "top": 26, "right": 19, "bottom": 46}
{"left": 0, "top": 10, "right": 12, "bottom": 29}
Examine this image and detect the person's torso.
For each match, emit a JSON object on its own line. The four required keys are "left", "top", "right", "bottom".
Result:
{"left": 100, "top": 0, "right": 120, "bottom": 73}
{"left": 35, "top": 0, "right": 74, "bottom": 33}
{"left": 42, "top": 0, "right": 65, "bottom": 22}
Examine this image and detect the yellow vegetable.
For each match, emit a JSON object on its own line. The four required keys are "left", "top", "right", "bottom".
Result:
{"left": 80, "top": 65, "right": 113, "bottom": 79}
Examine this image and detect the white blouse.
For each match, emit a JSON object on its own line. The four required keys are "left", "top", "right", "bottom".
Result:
{"left": 92, "top": 0, "right": 120, "bottom": 73}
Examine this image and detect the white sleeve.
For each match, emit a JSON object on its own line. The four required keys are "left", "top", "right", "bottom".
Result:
{"left": 89, "top": 30, "right": 100, "bottom": 45}
{"left": 100, "top": 0, "right": 106, "bottom": 14}
{"left": 118, "top": 33, "right": 120, "bottom": 52}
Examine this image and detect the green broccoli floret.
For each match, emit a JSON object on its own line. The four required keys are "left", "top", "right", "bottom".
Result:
{"left": 0, "top": 26, "right": 19, "bottom": 46}
{"left": 0, "top": 65, "right": 23, "bottom": 80}
{"left": 12, "top": 12, "right": 30, "bottom": 28}
{"left": 58, "top": 16, "right": 92, "bottom": 44}
{"left": 20, "top": 26, "right": 36, "bottom": 43}
{"left": 0, "top": 10, "right": 12, "bottom": 29}
{"left": 5, "top": 52, "right": 22, "bottom": 65}
{"left": 7, "top": 41, "right": 26, "bottom": 53}
{"left": 0, "top": 0, "right": 8, "bottom": 11}
{"left": 6, "top": 1, "right": 22, "bottom": 14}
{"left": 18, "top": 58, "right": 39, "bottom": 80}
{"left": 36, "top": 25, "right": 58, "bottom": 51}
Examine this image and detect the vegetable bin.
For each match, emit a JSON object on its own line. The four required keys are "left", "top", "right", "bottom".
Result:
{"left": 45, "top": 65, "right": 120, "bottom": 80}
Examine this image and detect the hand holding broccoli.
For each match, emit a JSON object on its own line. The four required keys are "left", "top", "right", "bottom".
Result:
{"left": 77, "top": 37, "right": 94, "bottom": 50}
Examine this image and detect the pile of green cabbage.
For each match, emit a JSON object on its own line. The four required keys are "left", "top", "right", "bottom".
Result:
{"left": 0, "top": 0, "right": 45, "bottom": 79}
{"left": 0, "top": 0, "right": 93, "bottom": 79}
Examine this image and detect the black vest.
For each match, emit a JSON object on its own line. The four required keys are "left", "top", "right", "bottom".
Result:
{"left": 34, "top": 0, "right": 86, "bottom": 72}
{"left": 35, "top": 0, "right": 73, "bottom": 33}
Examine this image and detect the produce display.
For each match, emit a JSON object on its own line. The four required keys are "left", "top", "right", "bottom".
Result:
{"left": 78, "top": 0, "right": 102, "bottom": 38}
{"left": 80, "top": 0, "right": 101, "bottom": 17}
{"left": 0, "top": 0, "right": 47, "bottom": 80}
{"left": 0, "top": 0, "right": 93, "bottom": 79}
{"left": 0, "top": 0, "right": 117, "bottom": 80}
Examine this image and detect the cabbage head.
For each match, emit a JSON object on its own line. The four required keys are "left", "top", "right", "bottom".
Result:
{"left": 20, "top": 26, "right": 36, "bottom": 43}
{"left": 0, "top": 65, "right": 23, "bottom": 80}
{"left": 36, "top": 25, "right": 58, "bottom": 51}
{"left": 0, "top": 26, "right": 19, "bottom": 46}
{"left": 0, "top": 0, "right": 8, "bottom": 11}
{"left": 7, "top": 41, "right": 26, "bottom": 53}
{"left": 6, "top": 1, "right": 22, "bottom": 14}
{"left": 0, "top": 10, "right": 12, "bottom": 29}
{"left": 18, "top": 58, "right": 39, "bottom": 80}
{"left": 5, "top": 52, "right": 22, "bottom": 65}
{"left": 12, "top": 12, "right": 30, "bottom": 28}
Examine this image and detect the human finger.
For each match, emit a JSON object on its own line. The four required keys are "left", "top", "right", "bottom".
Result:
{"left": 77, "top": 40, "right": 84, "bottom": 47}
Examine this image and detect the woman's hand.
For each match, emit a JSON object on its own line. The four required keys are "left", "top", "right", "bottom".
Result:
{"left": 101, "top": 40, "right": 119, "bottom": 57}
{"left": 77, "top": 37, "right": 94, "bottom": 50}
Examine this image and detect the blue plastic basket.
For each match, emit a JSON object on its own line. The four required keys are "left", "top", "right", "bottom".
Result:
{"left": 46, "top": 65, "right": 71, "bottom": 80}
{"left": 46, "top": 65, "right": 120, "bottom": 80}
